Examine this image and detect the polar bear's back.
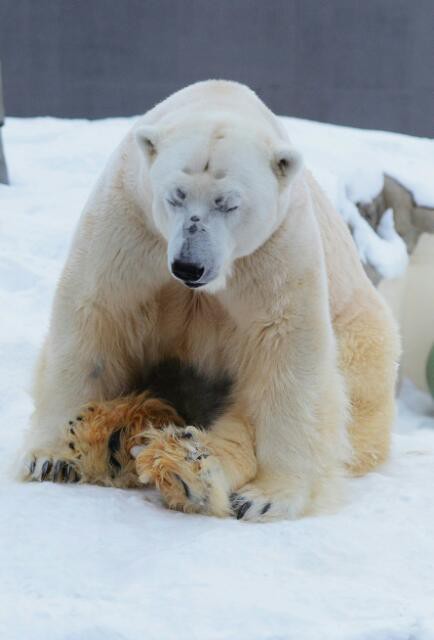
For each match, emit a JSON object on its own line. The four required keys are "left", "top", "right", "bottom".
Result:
{"left": 306, "top": 170, "right": 387, "bottom": 321}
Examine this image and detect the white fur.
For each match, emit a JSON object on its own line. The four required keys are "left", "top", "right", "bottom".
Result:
{"left": 19, "top": 81, "right": 399, "bottom": 522}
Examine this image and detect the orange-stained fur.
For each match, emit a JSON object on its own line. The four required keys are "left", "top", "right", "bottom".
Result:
{"left": 64, "top": 393, "right": 184, "bottom": 488}
{"left": 66, "top": 394, "right": 257, "bottom": 515}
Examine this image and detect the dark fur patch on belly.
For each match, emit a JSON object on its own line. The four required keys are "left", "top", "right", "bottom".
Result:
{"left": 142, "top": 358, "right": 233, "bottom": 429}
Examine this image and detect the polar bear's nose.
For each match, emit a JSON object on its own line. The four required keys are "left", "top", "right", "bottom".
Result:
{"left": 171, "top": 260, "right": 205, "bottom": 284}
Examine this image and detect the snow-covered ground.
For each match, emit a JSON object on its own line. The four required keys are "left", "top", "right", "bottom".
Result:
{"left": 1, "top": 116, "right": 434, "bottom": 640}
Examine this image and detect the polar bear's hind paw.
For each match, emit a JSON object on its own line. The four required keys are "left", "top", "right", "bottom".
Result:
{"left": 134, "top": 425, "right": 231, "bottom": 517}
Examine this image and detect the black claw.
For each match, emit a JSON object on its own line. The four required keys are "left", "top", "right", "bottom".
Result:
{"left": 68, "top": 421, "right": 74, "bottom": 426}
{"left": 230, "top": 492, "right": 243, "bottom": 511}
{"left": 108, "top": 428, "right": 122, "bottom": 454}
{"left": 108, "top": 428, "right": 124, "bottom": 473}
{"left": 195, "top": 453, "right": 208, "bottom": 460}
{"left": 64, "top": 463, "right": 78, "bottom": 483}
{"left": 70, "top": 469, "right": 80, "bottom": 483}
{"left": 180, "top": 432, "right": 193, "bottom": 439}
{"left": 175, "top": 475, "right": 191, "bottom": 499}
{"left": 40, "top": 459, "right": 52, "bottom": 481}
{"left": 261, "top": 502, "right": 272, "bottom": 515}
{"left": 69, "top": 428, "right": 75, "bottom": 435}
{"left": 76, "top": 416, "right": 83, "bottom": 421}
{"left": 230, "top": 492, "right": 245, "bottom": 506}
{"left": 53, "top": 460, "right": 66, "bottom": 482}
{"left": 109, "top": 455, "right": 122, "bottom": 471}
{"left": 29, "top": 458, "right": 36, "bottom": 475}
{"left": 68, "top": 442, "right": 75, "bottom": 450}
{"left": 236, "top": 501, "right": 252, "bottom": 520}
{"left": 53, "top": 460, "right": 79, "bottom": 483}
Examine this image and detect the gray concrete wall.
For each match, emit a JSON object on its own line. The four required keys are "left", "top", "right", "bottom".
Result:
{"left": 0, "top": 0, "right": 433, "bottom": 136}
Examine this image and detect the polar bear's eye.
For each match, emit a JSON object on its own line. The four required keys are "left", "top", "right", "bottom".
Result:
{"left": 214, "top": 197, "right": 238, "bottom": 213}
{"left": 167, "top": 188, "right": 186, "bottom": 208}
{"left": 167, "top": 198, "right": 183, "bottom": 208}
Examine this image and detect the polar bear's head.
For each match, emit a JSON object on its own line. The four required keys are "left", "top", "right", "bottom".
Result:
{"left": 135, "top": 119, "right": 302, "bottom": 292}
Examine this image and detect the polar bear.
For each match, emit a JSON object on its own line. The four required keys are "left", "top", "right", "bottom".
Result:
{"left": 20, "top": 80, "right": 400, "bottom": 522}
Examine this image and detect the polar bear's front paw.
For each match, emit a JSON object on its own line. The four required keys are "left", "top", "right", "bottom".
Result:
{"left": 133, "top": 425, "right": 231, "bottom": 517}
{"left": 230, "top": 480, "right": 309, "bottom": 522}
{"left": 230, "top": 489, "right": 272, "bottom": 522}
{"left": 23, "top": 452, "right": 80, "bottom": 483}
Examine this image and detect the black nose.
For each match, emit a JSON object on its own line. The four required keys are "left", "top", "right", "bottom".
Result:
{"left": 171, "top": 260, "right": 205, "bottom": 283}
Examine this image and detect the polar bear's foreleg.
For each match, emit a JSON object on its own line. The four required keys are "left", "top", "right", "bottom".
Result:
{"left": 225, "top": 277, "right": 352, "bottom": 523}
{"left": 230, "top": 366, "right": 350, "bottom": 522}
{"left": 20, "top": 309, "right": 148, "bottom": 481}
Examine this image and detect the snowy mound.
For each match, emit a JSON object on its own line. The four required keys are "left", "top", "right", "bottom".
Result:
{"left": 1, "top": 117, "right": 434, "bottom": 639}
{"left": 283, "top": 116, "right": 434, "bottom": 209}
{"left": 283, "top": 117, "right": 434, "bottom": 281}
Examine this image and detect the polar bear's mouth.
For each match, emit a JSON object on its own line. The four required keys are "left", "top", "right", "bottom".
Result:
{"left": 169, "top": 256, "right": 228, "bottom": 293}
{"left": 170, "top": 259, "right": 209, "bottom": 289}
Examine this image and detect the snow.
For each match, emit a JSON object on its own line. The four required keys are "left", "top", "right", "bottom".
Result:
{"left": 283, "top": 116, "right": 434, "bottom": 209}
{"left": 283, "top": 116, "right": 434, "bottom": 280}
{"left": 1, "top": 116, "right": 434, "bottom": 639}
{"left": 346, "top": 207, "right": 408, "bottom": 280}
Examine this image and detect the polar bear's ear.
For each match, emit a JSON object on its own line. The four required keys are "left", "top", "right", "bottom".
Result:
{"left": 135, "top": 126, "right": 159, "bottom": 161}
{"left": 271, "top": 147, "right": 303, "bottom": 186}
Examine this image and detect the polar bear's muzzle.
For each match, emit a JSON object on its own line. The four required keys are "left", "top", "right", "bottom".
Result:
{"left": 168, "top": 230, "right": 219, "bottom": 289}
{"left": 166, "top": 213, "right": 232, "bottom": 290}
